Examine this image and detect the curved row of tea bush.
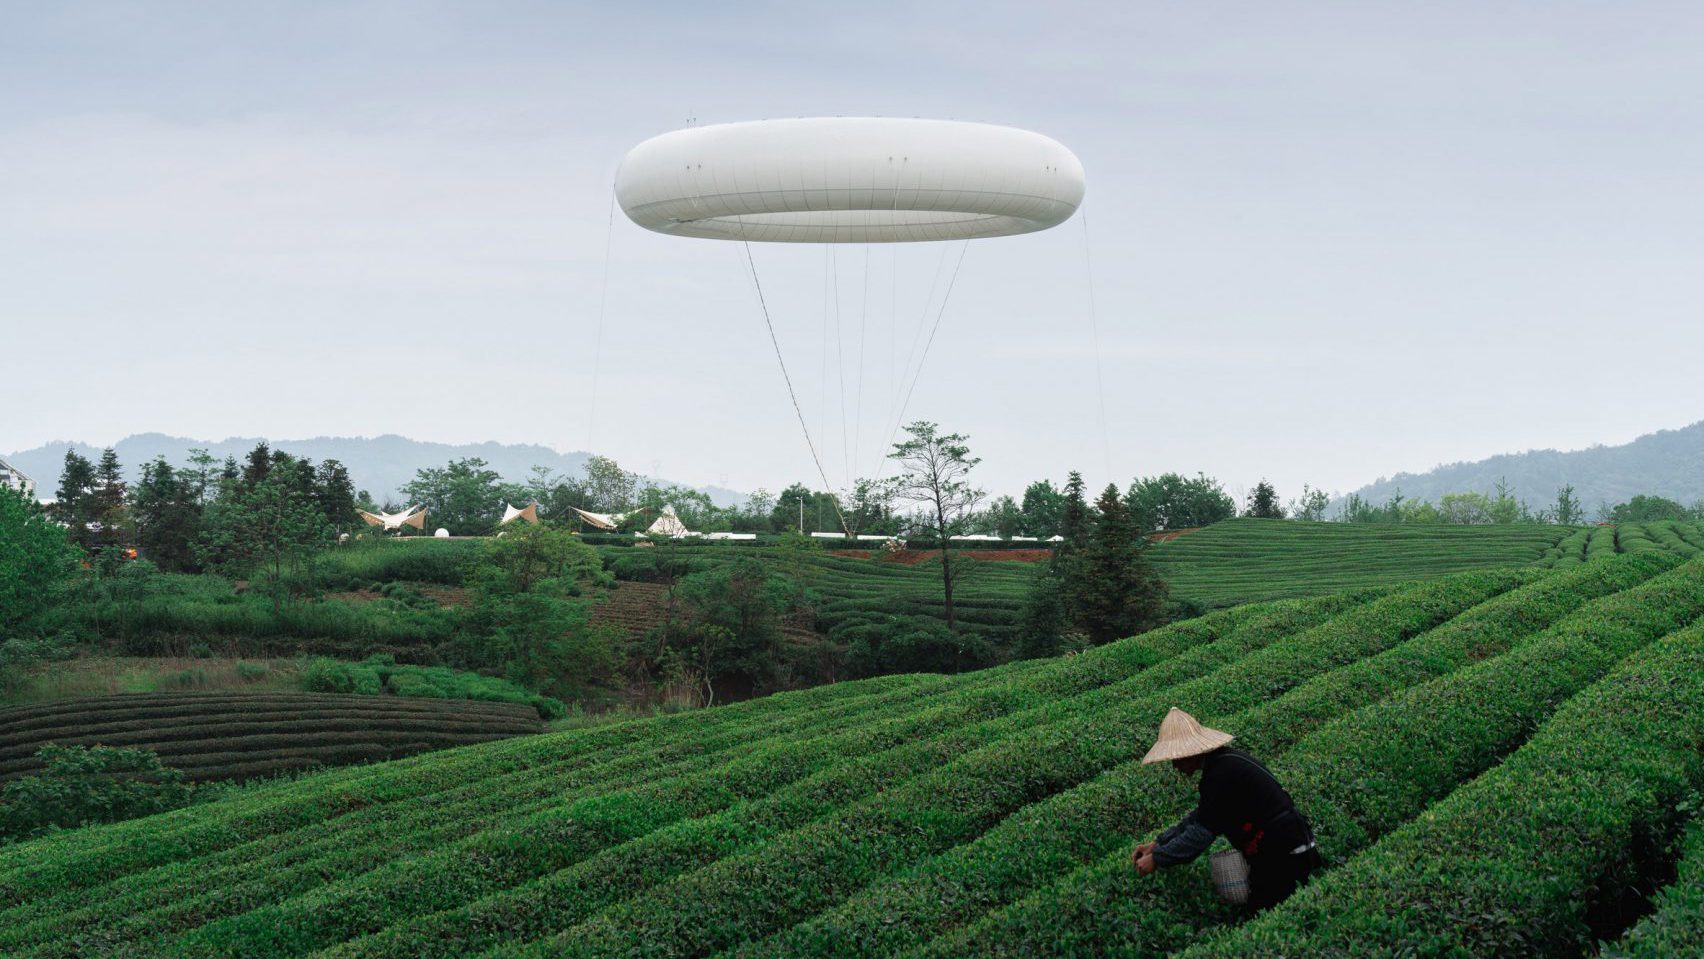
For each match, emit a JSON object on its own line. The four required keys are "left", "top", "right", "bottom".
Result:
{"left": 736, "top": 554, "right": 1669, "bottom": 959}
{"left": 905, "top": 554, "right": 1700, "bottom": 958}
{"left": 87, "top": 594, "right": 1365, "bottom": 959}
{"left": 0, "top": 600, "right": 1298, "bottom": 945}
{"left": 1603, "top": 817, "right": 1704, "bottom": 958}
{"left": 0, "top": 693, "right": 542, "bottom": 782}
{"left": 12, "top": 560, "right": 1704, "bottom": 958}
{"left": 1145, "top": 518, "right": 1566, "bottom": 606}
{"left": 0, "top": 669, "right": 961, "bottom": 910}
{"left": 434, "top": 574, "right": 1521, "bottom": 959}
{"left": 1185, "top": 618, "right": 1704, "bottom": 958}
{"left": 0, "top": 591, "right": 1384, "bottom": 958}
{"left": 200, "top": 596, "right": 1368, "bottom": 959}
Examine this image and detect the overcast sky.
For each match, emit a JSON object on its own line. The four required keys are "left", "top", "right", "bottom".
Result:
{"left": 5, "top": 1, "right": 1702, "bottom": 501}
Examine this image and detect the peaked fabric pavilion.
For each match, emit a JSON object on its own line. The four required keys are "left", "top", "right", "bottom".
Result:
{"left": 356, "top": 507, "right": 427, "bottom": 532}
{"left": 571, "top": 507, "right": 628, "bottom": 530}
{"left": 644, "top": 504, "right": 693, "bottom": 538}
{"left": 500, "top": 503, "right": 539, "bottom": 525}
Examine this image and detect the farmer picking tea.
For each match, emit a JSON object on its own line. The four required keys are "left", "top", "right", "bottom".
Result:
{"left": 1132, "top": 707, "right": 1322, "bottom": 910}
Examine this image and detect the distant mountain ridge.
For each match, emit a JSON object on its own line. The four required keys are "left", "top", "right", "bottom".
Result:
{"left": 5, "top": 433, "right": 745, "bottom": 507}
{"left": 1344, "top": 420, "right": 1704, "bottom": 513}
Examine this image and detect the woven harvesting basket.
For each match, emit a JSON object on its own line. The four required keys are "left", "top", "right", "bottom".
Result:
{"left": 1210, "top": 848, "right": 1251, "bottom": 905}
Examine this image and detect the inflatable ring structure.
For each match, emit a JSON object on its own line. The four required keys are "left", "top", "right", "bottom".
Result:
{"left": 616, "top": 117, "right": 1085, "bottom": 243}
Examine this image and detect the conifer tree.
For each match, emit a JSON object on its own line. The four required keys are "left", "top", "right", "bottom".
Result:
{"left": 1244, "top": 479, "right": 1285, "bottom": 518}
{"left": 1073, "top": 484, "right": 1169, "bottom": 644}
{"left": 50, "top": 449, "right": 97, "bottom": 551}
{"left": 90, "top": 448, "right": 128, "bottom": 550}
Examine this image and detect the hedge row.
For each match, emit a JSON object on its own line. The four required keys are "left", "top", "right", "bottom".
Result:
{"left": 258, "top": 595, "right": 1365, "bottom": 959}
{"left": 435, "top": 573, "right": 1520, "bottom": 959}
{"left": 0, "top": 694, "right": 542, "bottom": 782}
{"left": 735, "top": 555, "right": 1666, "bottom": 959}
{"left": 0, "top": 669, "right": 958, "bottom": 909}
{"left": 3, "top": 599, "right": 1331, "bottom": 953}
{"left": 917, "top": 554, "right": 1704, "bottom": 958}
{"left": 1184, "top": 619, "right": 1704, "bottom": 958}
{"left": 1602, "top": 817, "right": 1704, "bottom": 958}
{"left": 127, "top": 597, "right": 1347, "bottom": 958}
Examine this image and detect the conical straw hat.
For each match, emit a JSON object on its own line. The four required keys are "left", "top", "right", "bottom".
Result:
{"left": 1141, "top": 707, "right": 1234, "bottom": 764}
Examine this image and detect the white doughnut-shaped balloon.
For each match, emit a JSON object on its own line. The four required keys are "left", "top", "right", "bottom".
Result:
{"left": 616, "top": 117, "right": 1085, "bottom": 243}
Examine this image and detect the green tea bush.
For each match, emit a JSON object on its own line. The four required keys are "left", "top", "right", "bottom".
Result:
{"left": 1186, "top": 620, "right": 1704, "bottom": 958}
{"left": 16, "top": 562, "right": 1704, "bottom": 959}
{"left": 1603, "top": 816, "right": 1704, "bottom": 957}
{"left": 110, "top": 594, "right": 1356, "bottom": 959}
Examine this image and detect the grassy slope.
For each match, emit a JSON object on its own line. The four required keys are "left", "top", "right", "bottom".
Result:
{"left": 7, "top": 554, "right": 1703, "bottom": 958}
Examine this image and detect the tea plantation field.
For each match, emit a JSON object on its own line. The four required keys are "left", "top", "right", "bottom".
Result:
{"left": 7, "top": 552, "right": 1702, "bottom": 957}
{"left": 0, "top": 693, "right": 542, "bottom": 783}
{"left": 1144, "top": 517, "right": 1704, "bottom": 607}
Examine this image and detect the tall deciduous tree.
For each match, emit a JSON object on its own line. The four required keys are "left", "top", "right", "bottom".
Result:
{"left": 1124, "top": 472, "right": 1236, "bottom": 531}
{"left": 1292, "top": 484, "right": 1331, "bottom": 523}
{"left": 1019, "top": 479, "right": 1066, "bottom": 537}
{"left": 401, "top": 458, "right": 506, "bottom": 535}
{"left": 582, "top": 455, "right": 639, "bottom": 513}
{"left": 197, "top": 472, "right": 331, "bottom": 616}
{"left": 886, "top": 421, "right": 984, "bottom": 633}
{"left": 0, "top": 485, "right": 82, "bottom": 635}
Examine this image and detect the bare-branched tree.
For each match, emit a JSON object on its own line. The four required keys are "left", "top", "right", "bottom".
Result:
{"left": 886, "top": 421, "right": 985, "bottom": 632}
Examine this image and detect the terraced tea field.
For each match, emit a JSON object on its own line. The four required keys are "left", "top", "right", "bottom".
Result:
{"left": 0, "top": 693, "right": 542, "bottom": 783}
{"left": 1144, "top": 518, "right": 1568, "bottom": 607}
{"left": 1144, "top": 517, "right": 1704, "bottom": 607}
{"left": 8, "top": 553, "right": 1702, "bottom": 957}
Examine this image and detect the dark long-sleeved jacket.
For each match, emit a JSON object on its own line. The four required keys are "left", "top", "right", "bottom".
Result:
{"left": 1152, "top": 746, "right": 1313, "bottom": 867}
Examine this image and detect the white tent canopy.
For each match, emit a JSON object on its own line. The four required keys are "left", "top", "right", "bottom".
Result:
{"left": 357, "top": 506, "right": 426, "bottom": 532}
{"left": 644, "top": 504, "right": 693, "bottom": 538}
{"left": 500, "top": 503, "right": 539, "bottom": 525}
{"left": 617, "top": 117, "right": 1084, "bottom": 244}
{"left": 571, "top": 507, "right": 629, "bottom": 530}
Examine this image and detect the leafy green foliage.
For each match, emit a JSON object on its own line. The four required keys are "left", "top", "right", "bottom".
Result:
{"left": 1606, "top": 493, "right": 1692, "bottom": 524}
{"left": 197, "top": 470, "right": 332, "bottom": 615}
{"left": 1187, "top": 609, "right": 1704, "bottom": 958}
{"left": 1243, "top": 479, "right": 1284, "bottom": 518}
{"left": 1603, "top": 816, "right": 1704, "bottom": 957}
{"left": 400, "top": 457, "right": 507, "bottom": 535}
{"left": 462, "top": 525, "right": 618, "bottom": 699}
{"left": 0, "top": 745, "right": 191, "bottom": 843}
{"left": 1072, "top": 484, "right": 1168, "bottom": 644}
{"left": 0, "top": 484, "right": 82, "bottom": 635}
{"left": 297, "top": 655, "right": 566, "bottom": 718}
{"left": 1125, "top": 472, "right": 1237, "bottom": 531}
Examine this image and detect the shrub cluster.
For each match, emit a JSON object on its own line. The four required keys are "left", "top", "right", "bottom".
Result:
{"left": 1186, "top": 618, "right": 1704, "bottom": 957}
{"left": 298, "top": 656, "right": 567, "bottom": 719}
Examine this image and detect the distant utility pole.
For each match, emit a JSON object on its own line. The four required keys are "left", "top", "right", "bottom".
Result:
{"left": 798, "top": 498, "right": 805, "bottom": 534}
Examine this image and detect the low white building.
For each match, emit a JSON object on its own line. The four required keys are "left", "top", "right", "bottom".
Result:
{"left": 0, "top": 455, "right": 34, "bottom": 498}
